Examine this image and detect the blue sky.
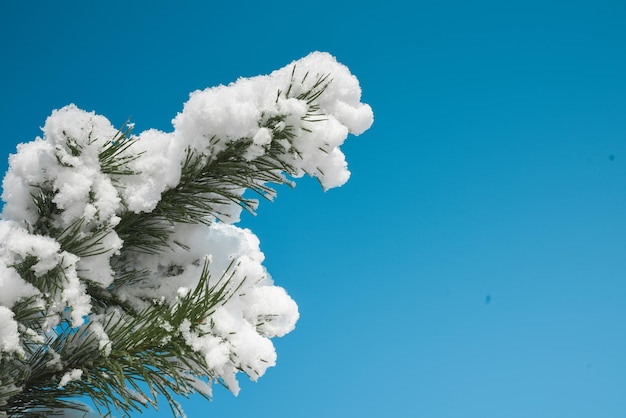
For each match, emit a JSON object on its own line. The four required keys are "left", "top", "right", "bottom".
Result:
{"left": 2, "top": 1, "right": 626, "bottom": 417}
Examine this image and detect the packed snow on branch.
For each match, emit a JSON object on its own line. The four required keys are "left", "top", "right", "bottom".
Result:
{"left": 0, "top": 51, "right": 372, "bottom": 415}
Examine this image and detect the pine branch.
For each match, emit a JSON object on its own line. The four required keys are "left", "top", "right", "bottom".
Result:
{"left": 0, "top": 53, "right": 372, "bottom": 417}
{"left": 98, "top": 122, "right": 141, "bottom": 177}
{"left": 4, "top": 259, "right": 236, "bottom": 418}
{"left": 114, "top": 75, "right": 331, "bottom": 256}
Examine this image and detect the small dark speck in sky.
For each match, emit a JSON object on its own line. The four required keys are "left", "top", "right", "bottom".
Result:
{"left": 485, "top": 295, "right": 491, "bottom": 305}
{"left": 609, "top": 155, "right": 615, "bottom": 161}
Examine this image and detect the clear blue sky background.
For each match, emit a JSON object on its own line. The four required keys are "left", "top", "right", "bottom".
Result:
{"left": 1, "top": 1, "right": 626, "bottom": 417}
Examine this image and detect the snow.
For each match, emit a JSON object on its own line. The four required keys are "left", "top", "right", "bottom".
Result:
{"left": 240, "top": 286, "right": 299, "bottom": 338}
{"left": 46, "top": 349, "right": 63, "bottom": 371}
{"left": 58, "top": 369, "right": 83, "bottom": 388}
{"left": 89, "top": 320, "right": 112, "bottom": 357}
{"left": 0, "top": 307, "right": 22, "bottom": 355}
{"left": 171, "top": 51, "right": 373, "bottom": 190}
{"left": 0, "top": 263, "right": 38, "bottom": 308}
{"left": 0, "top": 52, "right": 372, "bottom": 400}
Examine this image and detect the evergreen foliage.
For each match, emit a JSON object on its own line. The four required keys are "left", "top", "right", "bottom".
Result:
{"left": 0, "top": 52, "right": 372, "bottom": 417}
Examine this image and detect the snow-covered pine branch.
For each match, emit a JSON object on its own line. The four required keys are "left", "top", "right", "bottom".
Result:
{"left": 0, "top": 52, "right": 373, "bottom": 417}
